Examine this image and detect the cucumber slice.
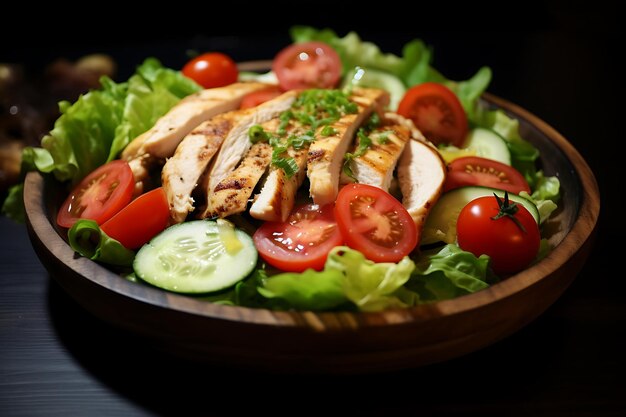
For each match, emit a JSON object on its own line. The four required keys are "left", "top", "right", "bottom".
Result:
{"left": 463, "top": 128, "right": 511, "bottom": 165}
{"left": 421, "top": 186, "right": 539, "bottom": 245}
{"left": 134, "top": 220, "right": 257, "bottom": 294}
{"left": 342, "top": 66, "right": 406, "bottom": 110}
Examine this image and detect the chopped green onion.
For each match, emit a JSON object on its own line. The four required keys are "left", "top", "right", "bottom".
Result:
{"left": 321, "top": 126, "right": 337, "bottom": 136}
{"left": 249, "top": 125, "right": 270, "bottom": 143}
{"left": 272, "top": 155, "right": 299, "bottom": 178}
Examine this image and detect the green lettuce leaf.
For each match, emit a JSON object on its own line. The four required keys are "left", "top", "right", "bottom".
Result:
{"left": 447, "top": 67, "right": 493, "bottom": 116}
{"left": 519, "top": 170, "right": 560, "bottom": 223}
{"left": 258, "top": 268, "right": 347, "bottom": 310}
{"left": 406, "top": 244, "right": 490, "bottom": 302}
{"left": 326, "top": 247, "right": 415, "bottom": 311}
{"left": 255, "top": 247, "right": 415, "bottom": 312}
{"left": 68, "top": 219, "right": 135, "bottom": 267}
{"left": 529, "top": 170, "right": 561, "bottom": 202}
{"left": 109, "top": 58, "right": 200, "bottom": 162}
{"left": 1, "top": 183, "right": 25, "bottom": 223}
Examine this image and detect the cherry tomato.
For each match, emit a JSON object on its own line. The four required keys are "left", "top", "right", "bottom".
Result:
{"left": 457, "top": 194, "right": 540, "bottom": 275}
{"left": 273, "top": 41, "right": 342, "bottom": 91}
{"left": 182, "top": 52, "right": 238, "bottom": 88}
{"left": 253, "top": 204, "right": 343, "bottom": 272}
{"left": 100, "top": 187, "right": 169, "bottom": 250}
{"left": 397, "top": 82, "right": 468, "bottom": 146}
{"left": 334, "top": 184, "right": 417, "bottom": 263}
{"left": 240, "top": 86, "right": 282, "bottom": 109}
{"left": 57, "top": 160, "right": 134, "bottom": 228}
{"left": 444, "top": 156, "right": 531, "bottom": 194}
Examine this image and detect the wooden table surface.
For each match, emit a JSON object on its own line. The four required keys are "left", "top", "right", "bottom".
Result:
{"left": 1, "top": 13, "right": 623, "bottom": 416}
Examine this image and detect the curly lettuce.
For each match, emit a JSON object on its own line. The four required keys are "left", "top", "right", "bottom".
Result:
{"left": 257, "top": 247, "right": 415, "bottom": 311}
{"left": 255, "top": 246, "right": 491, "bottom": 311}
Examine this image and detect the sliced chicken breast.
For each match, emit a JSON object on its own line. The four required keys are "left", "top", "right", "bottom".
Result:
{"left": 396, "top": 139, "right": 447, "bottom": 235}
{"left": 128, "top": 154, "right": 160, "bottom": 197}
{"left": 204, "top": 90, "right": 298, "bottom": 194}
{"left": 162, "top": 91, "right": 296, "bottom": 223}
{"left": 121, "top": 131, "right": 149, "bottom": 161}
{"left": 161, "top": 116, "right": 233, "bottom": 223}
{"left": 343, "top": 115, "right": 411, "bottom": 191}
{"left": 135, "top": 82, "right": 268, "bottom": 159}
{"left": 249, "top": 147, "right": 308, "bottom": 222}
{"left": 384, "top": 112, "right": 430, "bottom": 144}
{"left": 307, "top": 88, "right": 389, "bottom": 206}
{"left": 202, "top": 142, "right": 272, "bottom": 219}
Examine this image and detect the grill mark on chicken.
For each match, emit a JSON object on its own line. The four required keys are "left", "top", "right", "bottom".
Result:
{"left": 307, "top": 149, "right": 325, "bottom": 163}
{"left": 161, "top": 112, "right": 236, "bottom": 223}
{"left": 204, "top": 91, "right": 298, "bottom": 194}
{"left": 345, "top": 122, "right": 410, "bottom": 191}
{"left": 214, "top": 178, "right": 246, "bottom": 192}
{"left": 249, "top": 146, "right": 307, "bottom": 222}
{"left": 202, "top": 141, "right": 272, "bottom": 219}
{"left": 307, "top": 88, "right": 390, "bottom": 205}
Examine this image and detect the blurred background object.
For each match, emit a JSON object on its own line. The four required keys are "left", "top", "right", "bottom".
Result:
{"left": 0, "top": 54, "right": 115, "bottom": 193}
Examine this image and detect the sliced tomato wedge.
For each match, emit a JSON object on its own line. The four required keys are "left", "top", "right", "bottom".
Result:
{"left": 397, "top": 82, "right": 468, "bottom": 146}
{"left": 444, "top": 156, "right": 531, "bottom": 194}
{"left": 334, "top": 184, "right": 417, "bottom": 263}
{"left": 273, "top": 41, "right": 342, "bottom": 91}
{"left": 57, "top": 160, "right": 134, "bottom": 228}
{"left": 100, "top": 187, "right": 170, "bottom": 250}
{"left": 240, "top": 86, "right": 282, "bottom": 109}
{"left": 253, "top": 204, "right": 343, "bottom": 272}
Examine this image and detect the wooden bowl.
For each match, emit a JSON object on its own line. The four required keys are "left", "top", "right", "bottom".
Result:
{"left": 23, "top": 91, "right": 599, "bottom": 374}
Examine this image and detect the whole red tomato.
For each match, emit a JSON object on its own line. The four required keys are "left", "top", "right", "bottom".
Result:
{"left": 182, "top": 52, "right": 238, "bottom": 88}
{"left": 456, "top": 193, "right": 540, "bottom": 275}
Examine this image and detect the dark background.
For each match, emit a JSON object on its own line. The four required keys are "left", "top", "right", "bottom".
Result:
{"left": 1, "top": 4, "right": 623, "bottom": 416}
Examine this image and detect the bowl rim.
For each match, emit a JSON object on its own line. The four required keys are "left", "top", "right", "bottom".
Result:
{"left": 23, "top": 86, "right": 600, "bottom": 331}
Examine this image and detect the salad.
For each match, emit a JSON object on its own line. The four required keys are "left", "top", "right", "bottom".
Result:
{"left": 3, "top": 27, "right": 560, "bottom": 312}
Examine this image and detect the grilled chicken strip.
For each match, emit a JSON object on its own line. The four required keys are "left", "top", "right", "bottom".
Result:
{"left": 163, "top": 91, "right": 297, "bottom": 224}
{"left": 342, "top": 114, "right": 411, "bottom": 191}
{"left": 128, "top": 82, "right": 269, "bottom": 160}
{"left": 307, "top": 88, "right": 389, "bottom": 206}
{"left": 121, "top": 131, "right": 149, "bottom": 161}
{"left": 202, "top": 142, "right": 272, "bottom": 219}
{"left": 204, "top": 90, "right": 298, "bottom": 194}
{"left": 396, "top": 138, "right": 447, "bottom": 235}
{"left": 384, "top": 112, "right": 429, "bottom": 144}
{"left": 161, "top": 116, "right": 233, "bottom": 223}
{"left": 249, "top": 147, "right": 308, "bottom": 222}
{"left": 127, "top": 154, "right": 162, "bottom": 197}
